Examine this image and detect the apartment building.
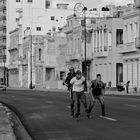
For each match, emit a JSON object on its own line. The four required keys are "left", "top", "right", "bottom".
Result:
{"left": 8, "top": 28, "right": 20, "bottom": 87}
{"left": 92, "top": 17, "right": 123, "bottom": 88}
{"left": 44, "top": 32, "right": 67, "bottom": 89}
{"left": 117, "top": 5, "right": 140, "bottom": 91}
{"left": 0, "top": 0, "right": 7, "bottom": 84}
{"left": 65, "top": 9, "right": 113, "bottom": 82}
{"left": 6, "top": 0, "right": 74, "bottom": 88}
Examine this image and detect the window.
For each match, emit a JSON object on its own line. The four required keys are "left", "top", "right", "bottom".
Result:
{"left": 27, "top": 0, "right": 32, "bottom": 2}
{"left": 39, "top": 48, "right": 41, "bottom": 61}
{"left": 60, "top": 71, "right": 66, "bottom": 80}
{"left": 45, "top": 0, "right": 50, "bottom": 9}
{"left": 36, "top": 27, "right": 41, "bottom": 31}
{"left": 16, "top": 0, "right": 20, "bottom": 2}
{"left": 51, "top": 16, "right": 55, "bottom": 21}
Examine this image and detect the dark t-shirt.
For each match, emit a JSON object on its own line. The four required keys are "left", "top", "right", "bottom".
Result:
{"left": 63, "top": 72, "right": 76, "bottom": 90}
{"left": 91, "top": 80, "right": 105, "bottom": 96}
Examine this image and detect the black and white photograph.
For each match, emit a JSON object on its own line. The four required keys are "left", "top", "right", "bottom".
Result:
{"left": 0, "top": 0, "right": 140, "bottom": 140}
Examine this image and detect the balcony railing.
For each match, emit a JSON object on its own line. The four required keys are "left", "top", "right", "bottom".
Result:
{"left": 94, "top": 51, "right": 108, "bottom": 58}
{"left": 118, "top": 42, "right": 137, "bottom": 54}
{"left": 93, "top": 46, "right": 108, "bottom": 58}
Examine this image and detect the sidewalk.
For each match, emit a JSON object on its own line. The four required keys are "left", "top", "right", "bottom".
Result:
{"left": 105, "top": 90, "right": 140, "bottom": 96}
{"left": 0, "top": 103, "right": 16, "bottom": 140}
{"left": 6, "top": 87, "right": 140, "bottom": 96}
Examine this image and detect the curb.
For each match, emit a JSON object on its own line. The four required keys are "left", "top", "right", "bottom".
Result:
{"left": 0, "top": 102, "right": 34, "bottom": 140}
{"left": 4, "top": 87, "right": 140, "bottom": 96}
{"left": 0, "top": 103, "right": 16, "bottom": 140}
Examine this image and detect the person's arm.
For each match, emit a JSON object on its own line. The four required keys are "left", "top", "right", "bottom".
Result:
{"left": 63, "top": 73, "right": 70, "bottom": 86}
{"left": 89, "top": 81, "right": 95, "bottom": 100}
{"left": 101, "top": 82, "right": 105, "bottom": 96}
{"left": 70, "top": 77, "right": 75, "bottom": 85}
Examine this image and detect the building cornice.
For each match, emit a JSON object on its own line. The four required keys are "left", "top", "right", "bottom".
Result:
{"left": 122, "top": 11, "right": 138, "bottom": 20}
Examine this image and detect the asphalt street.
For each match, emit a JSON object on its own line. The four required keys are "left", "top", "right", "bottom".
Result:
{"left": 0, "top": 89, "right": 140, "bottom": 140}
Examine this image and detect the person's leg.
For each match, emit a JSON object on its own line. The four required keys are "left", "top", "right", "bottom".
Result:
{"left": 75, "top": 92, "right": 80, "bottom": 118}
{"left": 70, "top": 89, "right": 74, "bottom": 116}
{"left": 88, "top": 95, "right": 96, "bottom": 113}
{"left": 98, "top": 95, "right": 105, "bottom": 116}
{"left": 80, "top": 91, "right": 88, "bottom": 112}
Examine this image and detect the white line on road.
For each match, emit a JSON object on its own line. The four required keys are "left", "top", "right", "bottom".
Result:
{"left": 66, "top": 106, "right": 71, "bottom": 109}
{"left": 46, "top": 101, "right": 53, "bottom": 104}
{"left": 125, "top": 104, "right": 137, "bottom": 107}
{"left": 100, "top": 116, "right": 117, "bottom": 122}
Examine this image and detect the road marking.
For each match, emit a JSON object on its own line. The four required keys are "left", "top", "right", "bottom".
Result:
{"left": 66, "top": 106, "right": 71, "bottom": 109}
{"left": 46, "top": 101, "right": 53, "bottom": 104}
{"left": 11, "top": 96, "right": 16, "bottom": 98}
{"left": 125, "top": 104, "right": 137, "bottom": 107}
{"left": 27, "top": 98, "right": 33, "bottom": 100}
{"left": 99, "top": 116, "right": 117, "bottom": 122}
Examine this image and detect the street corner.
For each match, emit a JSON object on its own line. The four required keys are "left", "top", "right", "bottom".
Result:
{"left": 0, "top": 103, "right": 16, "bottom": 140}
{"left": 0, "top": 102, "right": 33, "bottom": 140}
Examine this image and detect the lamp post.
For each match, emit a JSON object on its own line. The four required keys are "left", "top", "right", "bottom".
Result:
{"left": 74, "top": 3, "right": 87, "bottom": 91}
{"left": 24, "top": 27, "right": 33, "bottom": 89}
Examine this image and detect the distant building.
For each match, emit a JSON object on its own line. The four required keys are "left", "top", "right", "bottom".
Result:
{"left": 6, "top": 0, "right": 74, "bottom": 88}
{"left": 44, "top": 32, "right": 67, "bottom": 89}
{"left": 92, "top": 17, "right": 123, "bottom": 88}
{"left": 65, "top": 10, "right": 113, "bottom": 82}
{"left": 8, "top": 28, "right": 20, "bottom": 87}
{"left": 117, "top": 5, "right": 140, "bottom": 91}
{"left": 0, "top": 0, "right": 7, "bottom": 85}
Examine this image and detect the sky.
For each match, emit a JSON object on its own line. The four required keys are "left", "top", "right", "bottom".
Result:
{"left": 62, "top": 0, "right": 134, "bottom": 9}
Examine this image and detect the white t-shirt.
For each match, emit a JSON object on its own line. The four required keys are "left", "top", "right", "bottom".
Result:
{"left": 70, "top": 76, "right": 85, "bottom": 92}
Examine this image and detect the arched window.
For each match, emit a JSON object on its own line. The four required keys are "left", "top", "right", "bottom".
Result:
{"left": 39, "top": 48, "right": 41, "bottom": 61}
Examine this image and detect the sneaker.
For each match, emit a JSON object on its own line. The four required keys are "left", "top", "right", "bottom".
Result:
{"left": 71, "top": 111, "right": 74, "bottom": 116}
{"left": 87, "top": 112, "right": 91, "bottom": 119}
{"left": 75, "top": 113, "right": 80, "bottom": 118}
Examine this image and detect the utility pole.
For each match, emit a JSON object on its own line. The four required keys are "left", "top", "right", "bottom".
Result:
{"left": 74, "top": 3, "right": 88, "bottom": 91}
{"left": 24, "top": 27, "right": 33, "bottom": 89}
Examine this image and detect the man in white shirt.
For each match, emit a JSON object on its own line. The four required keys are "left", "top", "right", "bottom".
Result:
{"left": 70, "top": 70, "right": 88, "bottom": 118}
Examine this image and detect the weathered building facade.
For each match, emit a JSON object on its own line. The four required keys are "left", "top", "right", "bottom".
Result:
{"left": 118, "top": 6, "right": 140, "bottom": 91}
{"left": 92, "top": 17, "right": 123, "bottom": 88}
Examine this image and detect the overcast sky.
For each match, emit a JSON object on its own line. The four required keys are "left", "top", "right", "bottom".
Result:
{"left": 63, "top": 0, "right": 134, "bottom": 8}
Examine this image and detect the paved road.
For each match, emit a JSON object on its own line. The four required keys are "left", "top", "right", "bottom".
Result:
{"left": 0, "top": 89, "right": 140, "bottom": 140}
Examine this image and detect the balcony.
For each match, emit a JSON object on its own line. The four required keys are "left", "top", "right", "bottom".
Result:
{"left": 135, "top": 37, "right": 140, "bottom": 48}
{"left": 134, "top": 0, "right": 140, "bottom": 7}
{"left": 0, "top": 42, "right": 6, "bottom": 48}
{"left": 93, "top": 46, "right": 108, "bottom": 58}
{"left": 8, "top": 45, "right": 18, "bottom": 51}
{"left": 68, "top": 53, "right": 81, "bottom": 61}
{"left": 0, "top": 21, "right": 6, "bottom": 28}
{"left": 64, "top": 25, "right": 73, "bottom": 34}
{"left": 0, "top": 2, "right": 6, "bottom": 11}
{"left": 8, "top": 61, "right": 19, "bottom": 69}
{"left": 118, "top": 42, "right": 137, "bottom": 54}
{"left": 94, "top": 51, "right": 108, "bottom": 58}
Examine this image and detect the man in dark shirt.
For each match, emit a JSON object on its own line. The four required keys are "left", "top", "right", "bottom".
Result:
{"left": 63, "top": 67, "right": 76, "bottom": 116}
{"left": 87, "top": 74, "right": 105, "bottom": 118}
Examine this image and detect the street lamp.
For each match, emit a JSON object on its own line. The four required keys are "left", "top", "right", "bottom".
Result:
{"left": 24, "top": 27, "right": 33, "bottom": 89}
{"left": 74, "top": 3, "right": 88, "bottom": 91}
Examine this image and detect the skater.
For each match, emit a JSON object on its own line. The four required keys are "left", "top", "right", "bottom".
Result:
{"left": 63, "top": 67, "right": 76, "bottom": 116}
{"left": 70, "top": 70, "right": 88, "bottom": 118}
{"left": 88, "top": 74, "right": 106, "bottom": 118}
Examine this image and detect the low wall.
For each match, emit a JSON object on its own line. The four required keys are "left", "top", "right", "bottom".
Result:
{"left": 45, "top": 80, "right": 66, "bottom": 90}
